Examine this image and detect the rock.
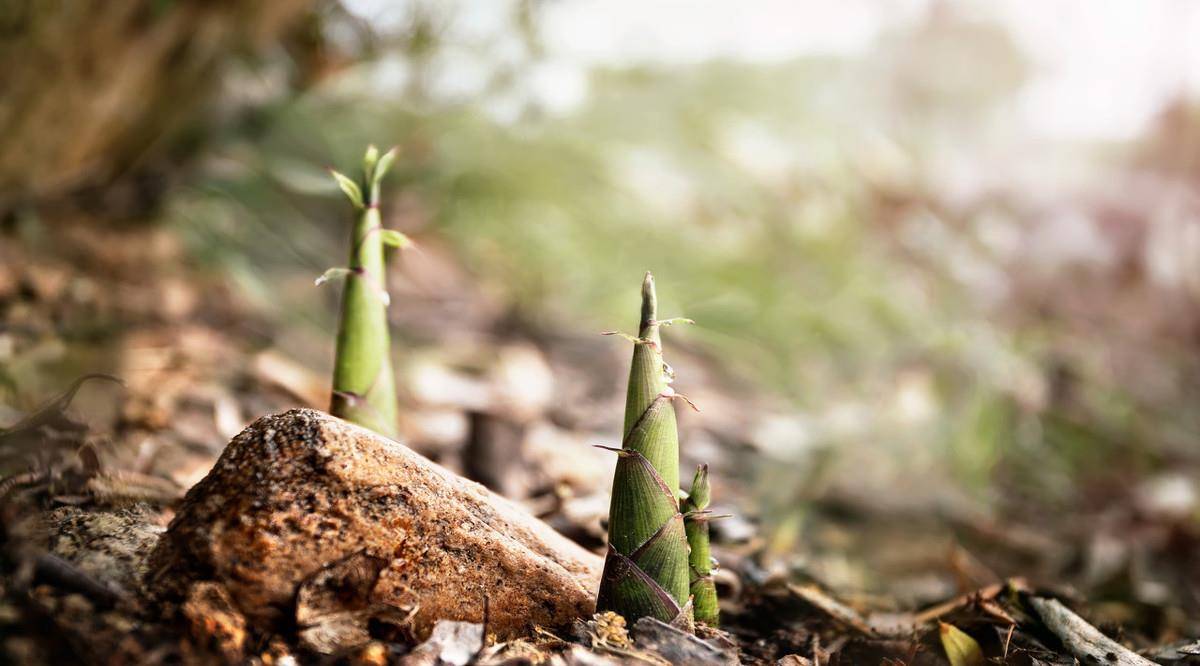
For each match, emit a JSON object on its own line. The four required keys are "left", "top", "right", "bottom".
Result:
{"left": 292, "top": 550, "right": 419, "bottom": 654}
{"left": 47, "top": 504, "right": 164, "bottom": 595}
{"left": 632, "top": 617, "right": 738, "bottom": 666}
{"left": 558, "top": 645, "right": 627, "bottom": 665}
{"left": 146, "top": 409, "right": 603, "bottom": 642}
{"left": 294, "top": 550, "right": 390, "bottom": 654}
{"left": 181, "top": 582, "right": 247, "bottom": 661}
{"left": 400, "top": 621, "right": 483, "bottom": 666}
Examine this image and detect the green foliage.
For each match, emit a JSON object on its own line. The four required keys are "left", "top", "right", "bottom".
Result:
{"left": 597, "top": 274, "right": 691, "bottom": 624}
{"left": 379, "top": 229, "right": 412, "bottom": 249}
{"left": 330, "top": 170, "right": 364, "bottom": 209}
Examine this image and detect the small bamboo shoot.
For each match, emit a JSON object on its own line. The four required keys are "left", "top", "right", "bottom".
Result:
{"left": 682, "top": 464, "right": 719, "bottom": 625}
{"left": 597, "top": 273, "right": 692, "bottom": 625}
{"left": 324, "top": 145, "right": 409, "bottom": 438}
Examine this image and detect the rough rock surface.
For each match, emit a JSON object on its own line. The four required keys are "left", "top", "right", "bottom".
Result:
{"left": 146, "top": 408, "right": 602, "bottom": 641}
{"left": 48, "top": 504, "right": 164, "bottom": 594}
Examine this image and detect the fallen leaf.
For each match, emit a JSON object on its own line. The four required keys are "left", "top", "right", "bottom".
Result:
{"left": 939, "top": 622, "right": 985, "bottom": 666}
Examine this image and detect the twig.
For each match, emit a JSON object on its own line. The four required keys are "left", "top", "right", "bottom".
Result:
{"left": 33, "top": 553, "right": 128, "bottom": 607}
{"left": 0, "top": 374, "right": 123, "bottom": 437}
{"left": 787, "top": 583, "right": 875, "bottom": 636}
{"left": 912, "top": 583, "right": 1005, "bottom": 625}
{"left": 1027, "top": 596, "right": 1155, "bottom": 666}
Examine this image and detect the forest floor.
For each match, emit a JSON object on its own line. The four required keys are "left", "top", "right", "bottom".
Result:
{"left": 1, "top": 217, "right": 1197, "bottom": 664}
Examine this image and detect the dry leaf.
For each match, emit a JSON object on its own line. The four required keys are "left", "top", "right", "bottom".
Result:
{"left": 939, "top": 622, "right": 984, "bottom": 666}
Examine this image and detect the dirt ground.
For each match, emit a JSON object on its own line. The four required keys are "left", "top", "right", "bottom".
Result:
{"left": 1, "top": 216, "right": 1198, "bottom": 664}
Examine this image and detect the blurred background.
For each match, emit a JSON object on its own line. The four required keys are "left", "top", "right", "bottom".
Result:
{"left": 2, "top": 0, "right": 1198, "bottom": 637}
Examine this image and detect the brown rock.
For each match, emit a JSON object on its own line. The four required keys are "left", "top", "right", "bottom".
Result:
{"left": 146, "top": 409, "right": 602, "bottom": 641}
{"left": 182, "top": 582, "right": 247, "bottom": 661}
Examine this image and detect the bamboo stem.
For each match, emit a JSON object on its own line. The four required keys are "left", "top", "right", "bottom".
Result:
{"left": 327, "top": 146, "right": 403, "bottom": 439}
{"left": 597, "top": 273, "right": 692, "bottom": 625}
{"left": 683, "top": 464, "right": 719, "bottom": 625}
